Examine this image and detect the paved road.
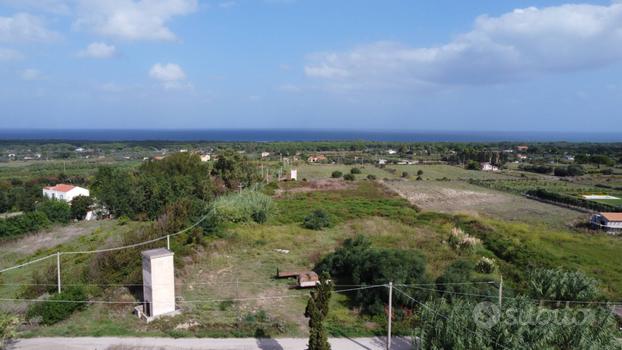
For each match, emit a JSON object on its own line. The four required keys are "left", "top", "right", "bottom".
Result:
{"left": 9, "top": 337, "right": 413, "bottom": 350}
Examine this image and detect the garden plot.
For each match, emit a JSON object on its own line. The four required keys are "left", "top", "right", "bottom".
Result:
{"left": 382, "top": 179, "right": 584, "bottom": 227}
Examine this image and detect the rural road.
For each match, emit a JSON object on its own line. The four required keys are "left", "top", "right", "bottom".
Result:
{"left": 8, "top": 336, "right": 414, "bottom": 350}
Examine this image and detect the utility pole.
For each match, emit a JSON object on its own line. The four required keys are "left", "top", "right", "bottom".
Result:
{"left": 167, "top": 235, "right": 170, "bottom": 250}
{"left": 498, "top": 275, "right": 503, "bottom": 309}
{"left": 387, "top": 282, "right": 393, "bottom": 350}
{"left": 56, "top": 252, "right": 61, "bottom": 294}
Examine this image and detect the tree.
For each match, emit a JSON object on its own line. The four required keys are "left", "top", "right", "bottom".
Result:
{"left": 305, "top": 272, "right": 332, "bottom": 350}
{"left": 331, "top": 171, "right": 343, "bottom": 179}
{"left": 0, "top": 312, "right": 18, "bottom": 350}
{"left": 70, "top": 195, "right": 93, "bottom": 220}
{"left": 401, "top": 171, "right": 409, "bottom": 178}
{"left": 417, "top": 170, "right": 424, "bottom": 176}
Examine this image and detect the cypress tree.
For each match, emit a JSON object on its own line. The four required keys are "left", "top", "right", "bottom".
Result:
{"left": 305, "top": 272, "right": 332, "bottom": 350}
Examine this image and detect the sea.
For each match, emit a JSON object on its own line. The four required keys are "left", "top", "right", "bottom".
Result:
{"left": 0, "top": 129, "right": 620, "bottom": 143}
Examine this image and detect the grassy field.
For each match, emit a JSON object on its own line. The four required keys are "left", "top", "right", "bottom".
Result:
{"left": 0, "top": 159, "right": 141, "bottom": 180}
{"left": 294, "top": 164, "right": 397, "bottom": 181}
{"left": 4, "top": 165, "right": 622, "bottom": 338}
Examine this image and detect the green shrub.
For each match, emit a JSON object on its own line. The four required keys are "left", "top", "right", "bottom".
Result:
{"left": 27, "top": 286, "right": 87, "bottom": 325}
{"left": 401, "top": 171, "right": 409, "bottom": 178}
{"left": 0, "top": 312, "right": 18, "bottom": 349}
{"left": 317, "top": 235, "right": 427, "bottom": 314}
{"left": 350, "top": 168, "right": 361, "bottom": 174}
{"left": 331, "top": 171, "right": 343, "bottom": 178}
{"left": 366, "top": 174, "right": 376, "bottom": 180}
{"left": 343, "top": 174, "right": 355, "bottom": 181}
{"left": 465, "top": 160, "right": 480, "bottom": 170}
{"left": 37, "top": 200, "right": 71, "bottom": 223}
{"left": 0, "top": 211, "right": 51, "bottom": 238}
{"left": 303, "top": 210, "right": 331, "bottom": 230}
{"left": 417, "top": 170, "right": 424, "bottom": 176}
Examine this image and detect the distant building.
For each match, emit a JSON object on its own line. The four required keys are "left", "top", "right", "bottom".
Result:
{"left": 139, "top": 248, "right": 177, "bottom": 321}
{"left": 42, "top": 184, "right": 90, "bottom": 202}
{"left": 564, "top": 155, "right": 575, "bottom": 161}
{"left": 307, "top": 154, "right": 327, "bottom": 163}
{"left": 516, "top": 145, "right": 529, "bottom": 152}
{"left": 387, "top": 149, "right": 397, "bottom": 155}
{"left": 289, "top": 169, "right": 298, "bottom": 181}
{"left": 200, "top": 154, "right": 211, "bottom": 162}
{"left": 517, "top": 154, "right": 528, "bottom": 160}
{"left": 480, "top": 162, "right": 499, "bottom": 172}
{"left": 378, "top": 159, "right": 387, "bottom": 165}
{"left": 590, "top": 212, "right": 622, "bottom": 234}
{"left": 261, "top": 152, "right": 271, "bottom": 158}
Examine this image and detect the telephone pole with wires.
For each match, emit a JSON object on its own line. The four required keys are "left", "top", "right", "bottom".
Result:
{"left": 387, "top": 281, "right": 393, "bottom": 350}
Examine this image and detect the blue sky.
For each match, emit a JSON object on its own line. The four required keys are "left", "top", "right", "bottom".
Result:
{"left": 0, "top": 0, "right": 620, "bottom": 131}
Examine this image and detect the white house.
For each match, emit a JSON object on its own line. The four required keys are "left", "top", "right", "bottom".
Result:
{"left": 140, "top": 248, "right": 177, "bottom": 321}
{"left": 42, "top": 184, "right": 90, "bottom": 203}
{"left": 289, "top": 169, "right": 298, "bottom": 181}
{"left": 200, "top": 154, "right": 211, "bottom": 162}
{"left": 261, "top": 152, "right": 271, "bottom": 158}
{"left": 591, "top": 212, "right": 622, "bottom": 233}
{"left": 480, "top": 162, "right": 499, "bottom": 172}
{"left": 387, "top": 149, "right": 397, "bottom": 155}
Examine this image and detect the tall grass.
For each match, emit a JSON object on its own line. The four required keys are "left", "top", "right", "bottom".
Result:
{"left": 209, "top": 188, "right": 274, "bottom": 224}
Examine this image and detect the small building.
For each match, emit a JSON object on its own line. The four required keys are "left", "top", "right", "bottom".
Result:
{"left": 297, "top": 272, "right": 320, "bottom": 288}
{"left": 289, "top": 169, "right": 298, "bottom": 181}
{"left": 378, "top": 159, "right": 387, "bottom": 165}
{"left": 480, "top": 162, "right": 499, "bottom": 172}
{"left": 200, "top": 154, "right": 211, "bottom": 162}
{"left": 307, "top": 154, "right": 327, "bottom": 163}
{"left": 261, "top": 152, "right": 271, "bottom": 158}
{"left": 516, "top": 145, "right": 529, "bottom": 152}
{"left": 387, "top": 149, "right": 397, "bottom": 155}
{"left": 590, "top": 212, "right": 622, "bottom": 234}
{"left": 277, "top": 269, "right": 320, "bottom": 288}
{"left": 139, "top": 248, "right": 177, "bottom": 321}
{"left": 42, "top": 184, "right": 90, "bottom": 203}
{"left": 516, "top": 154, "right": 528, "bottom": 160}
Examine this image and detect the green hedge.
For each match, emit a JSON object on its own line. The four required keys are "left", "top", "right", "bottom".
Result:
{"left": 0, "top": 211, "right": 51, "bottom": 238}
{"left": 526, "top": 188, "right": 621, "bottom": 212}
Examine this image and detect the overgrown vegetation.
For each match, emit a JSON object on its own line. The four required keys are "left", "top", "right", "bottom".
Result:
{"left": 27, "top": 286, "right": 87, "bottom": 325}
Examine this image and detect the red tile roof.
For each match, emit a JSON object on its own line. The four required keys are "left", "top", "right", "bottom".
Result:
{"left": 44, "top": 184, "right": 76, "bottom": 193}
{"left": 601, "top": 212, "right": 622, "bottom": 222}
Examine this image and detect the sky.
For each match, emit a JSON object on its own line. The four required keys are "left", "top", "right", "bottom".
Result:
{"left": 0, "top": 0, "right": 621, "bottom": 132}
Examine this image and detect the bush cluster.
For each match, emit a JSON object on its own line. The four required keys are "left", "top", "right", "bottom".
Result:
{"left": 303, "top": 210, "right": 331, "bottom": 230}
{"left": 316, "top": 235, "right": 427, "bottom": 314}
{"left": 27, "top": 286, "right": 87, "bottom": 325}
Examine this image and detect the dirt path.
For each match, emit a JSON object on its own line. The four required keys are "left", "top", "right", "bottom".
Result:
{"left": 9, "top": 336, "right": 413, "bottom": 350}
{"left": 0, "top": 220, "right": 113, "bottom": 256}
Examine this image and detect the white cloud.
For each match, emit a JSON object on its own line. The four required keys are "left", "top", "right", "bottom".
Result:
{"left": 20, "top": 68, "right": 42, "bottom": 80}
{"left": 305, "top": 3, "right": 622, "bottom": 87}
{"left": 78, "top": 42, "right": 117, "bottom": 58}
{"left": 74, "top": 0, "right": 198, "bottom": 41}
{"left": 0, "top": 0, "right": 72, "bottom": 15}
{"left": 149, "top": 62, "right": 189, "bottom": 89}
{"left": 0, "top": 13, "right": 60, "bottom": 43}
{"left": 0, "top": 47, "right": 22, "bottom": 61}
